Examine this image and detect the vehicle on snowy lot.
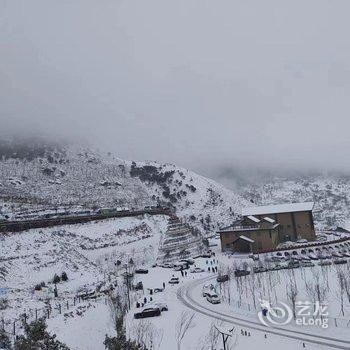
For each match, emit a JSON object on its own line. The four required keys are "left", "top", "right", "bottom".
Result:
{"left": 270, "top": 256, "right": 282, "bottom": 262}
{"left": 202, "top": 283, "right": 215, "bottom": 297}
{"left": 234, "top": 270, "right": 250, "bottom": 277}
{"left": 180, "top": 259, "right": 195, "bottom": 265}
{"left": 168, "top": 277, "right": 180, "bottom": 284}
{"left": 174, "top": 265, "right": 184, "bottom": 271}
{"left": 334, "top": 258, "right": 347, "bottom": 265}
{"left": 307, "top": 253, "right": 318, "bottom": 260}
{"left": 216, "top": 274, "right": 229, "bottom": 283}
{"left": 134, "top": 307, "right": 161, "bottom": 319}
{"left": 253, "top": 266, "right": 268, "bottom": 273}
{"left": 148, "top": 302, "right": 168, "bottom": 311}
{"left": 135, "top": 268, "right": 149, "bottom": 274}
{"left": 318, "top": 260, "right": 332, "bottom": 267}
{"left": 206, "top": 293, "right": 221, "bottom": 304}
{"left": 332, "top": 251, "right": 343, "bottom": 258}
{"left": 287, "top": 261, "right": 300, "bottom": 269}
{"left": 316, "top": 235, "right": 328, "bottom": 242}
{"left": 300, "top": 260, "right": 314, "bottom": 267}
{"left": 297, "top": 239, "right": 308, "bottom": 244}
{"left": 270, "top": 264, "right": 283, "bottom": 271}
{"left": 248, "top": 254, "right": 260, "bottom": 261}
{"left": 154, "top": 288, "right": 164, "bottom": 293}
{"left": 340, "top": 251, "right": 350, "bottom": 258}
{"left": 190, "top": 267, "right": 205, "bottom": 273}
{"left": 278, "top": 241, "right": 295, "bottom": 249}
{"left": 160, "top": 263, "right": 173, "bottom": 268}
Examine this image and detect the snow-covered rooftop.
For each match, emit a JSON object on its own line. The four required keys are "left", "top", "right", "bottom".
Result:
{"left": 238, "top": 235, "right": 254, "bottom": 243}
{"left": 247, "top": 215, "right": 260, "bottom": 223}
{"left": 242, "top": 202, "right": 314, "bottom": 216}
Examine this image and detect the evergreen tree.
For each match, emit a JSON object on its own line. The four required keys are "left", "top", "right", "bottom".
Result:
{"left": 14, "top": 319, "right": 70, "bottom": 350}
{"left": 0, "top": 329, "right": 12, "bottom": 349}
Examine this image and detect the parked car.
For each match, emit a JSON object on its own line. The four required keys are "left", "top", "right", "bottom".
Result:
{"left": 202, "top": 283, "right": 215, "bottom": 297}
{"left": 270, "top": 256, "right": 281, "bottom": 262}
{"left": 161, "top": 263, "right": 173, "bottom": 269}
{"left": 340, "top": 251, "right": 350, "bottom": 258}
{"left": 287, "top": 261, "right": 300, "bottom": 269}
{"left": 300, "top": 260, "right": 314, "bottom": 267}
{"left": 307, "top": 253, "right": 318, "bottom": 260}
{"left": 216, "top": 274, "right": 229, "bottom": 283}
{"left": 154, "top": 288, "right": 164, "bottom": 293}
{"left": 297, "top": 239, "right": 308, "bottom": 244}
{"left": 190, "top": 267, "right": 205, "bottom": 273}
{"left": 134, "top": 307, "right": 161, "bottom": 319}
{"left": 234, "top": 270, "right": 250, "bottom": 277}
{"left": 253, "top": 266, "right": 268, "bottom": 273}
{"left": 334, "top": 258, "right": 347, "bottom": 265}
{"left": 270, "top": 264, "right": 283, "bottom": 271}
{"left": 148, "top": 302, "right": 168, "bottom": 311}
{"left": 331, "top": 251, "right": 343, "bottom": 258}
{"left": 135, "top": 268, "right": 149, "bottom": 274}
{"left": 180, "top": 259, "right": 195, "bottom": 265}
{"left": 206, "top": 293, "right": 221, "bottom": 304}
{"left": 318, "top": 260, "right": 332, "bottom": 267}
{"left": 168, "top": 277, "right": 180, "bottom": 284}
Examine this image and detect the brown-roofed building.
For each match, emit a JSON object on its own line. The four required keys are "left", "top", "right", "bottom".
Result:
{"left": 219, "top": 202, "right": 316, "bottom": 253}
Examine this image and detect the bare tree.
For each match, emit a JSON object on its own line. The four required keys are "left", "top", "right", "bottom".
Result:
{"left": 130, "top": 319, "right": 164, "bottom": 350}
{"left": 286, "top": 280, "right": 298, "bottom": 319}
{"left": 196, "top": 322, "right": 220, "bottom": 350}
{"left": 335, "top": 267, "right": 346, "bottom": 316}
{"left": 175, "top": 311, "right": 196, "bottom": 350}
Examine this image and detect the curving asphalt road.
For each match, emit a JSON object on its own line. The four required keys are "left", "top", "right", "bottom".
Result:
{"left": 177, "top": 275, "right": 350, "bottom": 350}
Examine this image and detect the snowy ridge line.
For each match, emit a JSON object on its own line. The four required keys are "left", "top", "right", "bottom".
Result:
{"left": 0, "top": 208, "right": 171, "bottom": 233}
{"left": 177, "top": 276, "right": 350, "bottom": 349}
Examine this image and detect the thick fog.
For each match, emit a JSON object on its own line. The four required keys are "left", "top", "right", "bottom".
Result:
{"left": 1, "top": 1, "right": 350, "bottom": 177}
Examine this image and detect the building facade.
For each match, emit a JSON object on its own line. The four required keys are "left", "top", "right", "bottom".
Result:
{"left": 219, "top": 202, "right": 316, "bottom": 254}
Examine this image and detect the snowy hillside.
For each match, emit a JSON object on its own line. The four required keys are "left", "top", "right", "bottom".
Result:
{"left": 0, "top": 139, "right": 247, "bottom": 234}
{"left": 240, "top": 173, "right": 350, "bottom": 229}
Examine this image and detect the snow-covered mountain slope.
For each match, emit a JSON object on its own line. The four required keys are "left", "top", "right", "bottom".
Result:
{"left": 240, "top": 174, "right": 350, "bottom": 229}
{"left": 0, "top": 140, "right": 247, "bottom": 233}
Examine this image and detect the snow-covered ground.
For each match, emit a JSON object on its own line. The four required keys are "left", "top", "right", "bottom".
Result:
{"left": 2, "top": 214, "right": 350, "bottom": 349}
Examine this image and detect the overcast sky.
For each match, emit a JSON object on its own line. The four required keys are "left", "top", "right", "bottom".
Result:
{"left": 1, "top": 1, "right": 350, "bottom": 177}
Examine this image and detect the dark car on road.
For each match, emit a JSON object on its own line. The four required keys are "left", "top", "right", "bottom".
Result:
{"left": 134, "top": 307, "right": 161, "bottom": 319}
{"left": 135, "top": 268, "right": 149, "bottom": 274}
{"left": 234, "top": 270, "right": 250, "bottom": 277}
{"left": 216, "top": 274, "right": 229, "bottom": 282}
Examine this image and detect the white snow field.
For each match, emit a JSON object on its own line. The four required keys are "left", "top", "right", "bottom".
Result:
{"left": 2, "top": 215, "right": 350, "bottom": 349}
